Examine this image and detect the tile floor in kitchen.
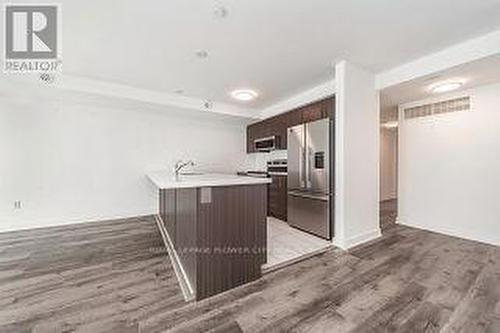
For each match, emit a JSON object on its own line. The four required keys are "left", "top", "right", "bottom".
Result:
{"left": 264, "top": 217, "right": 332, "bottom": 272}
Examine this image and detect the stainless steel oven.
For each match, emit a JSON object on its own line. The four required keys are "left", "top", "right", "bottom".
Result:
{"left": 267, "top": 159, "right": 287, "bottom": 176}
{"left": 254, "top": 136, "right": 278, "bottom": 152}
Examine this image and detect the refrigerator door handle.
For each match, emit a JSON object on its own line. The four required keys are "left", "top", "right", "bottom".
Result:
{"left": 299, "top": 146, "right": 304, "bottom": 188}
{"left": 305, "top": 123, "right": 312, "bottom": 189}
{"left": 303, "top": 124, "right": 309, "bottom": 189}
{"left": 301, "top": 149, "right": 307, "bottom": 188}
{"left": 306, "top": 150, "right": 313, "bottom": 188}
{"left": 299, "top": 127, "right": 306, "bottom": 188}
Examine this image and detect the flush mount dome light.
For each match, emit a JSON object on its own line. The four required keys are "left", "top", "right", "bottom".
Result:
{"left": 429, "top": 81, "right": 464, "bottom": 94}
{"left": 231, "top": 89, "right": 258, "bottom": 101}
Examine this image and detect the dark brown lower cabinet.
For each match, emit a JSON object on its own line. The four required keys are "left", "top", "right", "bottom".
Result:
{"left": 160, "top": 189, "right": 176, "bottom": 244}
{"left": 268, "top": 175, "right": 287, "bottom": 221}
{"left": 159, "top": 184, "right": 267, "bottom": 301}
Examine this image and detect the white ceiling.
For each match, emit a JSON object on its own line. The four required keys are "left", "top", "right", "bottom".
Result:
{"left": 380, "top": 54, "right": 500, "bottom": 121}
{"left": 4, "top": 0, "right": 500, "bottom": 109}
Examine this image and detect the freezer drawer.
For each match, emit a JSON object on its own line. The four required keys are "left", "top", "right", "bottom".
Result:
{"left": 287, "top": 192, "right": 330, "bottom": 239}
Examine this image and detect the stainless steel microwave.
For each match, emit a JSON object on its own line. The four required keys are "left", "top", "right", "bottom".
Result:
{"left": 254, "top": 136, "right": 278, "bottom": 152}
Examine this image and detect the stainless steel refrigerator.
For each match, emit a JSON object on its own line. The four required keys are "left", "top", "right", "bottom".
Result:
{"left": 287, "top": 118, "right": 332, "bottom": 239}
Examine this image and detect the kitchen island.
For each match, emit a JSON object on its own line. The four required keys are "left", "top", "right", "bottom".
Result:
{"left": 147, "top": 171, "right": 271, "bottom": 301}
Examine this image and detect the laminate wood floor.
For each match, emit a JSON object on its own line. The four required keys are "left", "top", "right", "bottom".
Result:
{"left": 1, "top": 209, "right": 500, "bottom": 332}
{"left": 380, "top": 199, "right": 398, "bottom": 231}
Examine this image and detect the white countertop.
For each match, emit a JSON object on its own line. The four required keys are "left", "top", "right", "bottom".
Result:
{"left": 147, "top": 171, "right": 271, "bottom": 189}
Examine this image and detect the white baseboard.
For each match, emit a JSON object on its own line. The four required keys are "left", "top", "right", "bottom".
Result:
{"left": 398, "top": 218, "right": 500, "bottom": 247}
{"left": 0, "top": 211, "right": 155, "bottom": 234}
{"left": 333, "top": 228, "right": 382, "bottom": 250}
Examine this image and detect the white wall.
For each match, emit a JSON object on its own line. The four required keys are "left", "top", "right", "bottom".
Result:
{"left": 399, "top": 82, "right": 500, "bottom": 246}
{"left": 334, "top": 61, "right": 381, "bottom": 250}
{"left": 0, "top": 93, "right": 248, "bottom": 233}
{"left": 380, "top": 128, "right": 398, "bottom": 201}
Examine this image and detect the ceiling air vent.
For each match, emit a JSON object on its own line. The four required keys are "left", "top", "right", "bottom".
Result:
{"left": 404, "top": 96, "right": 470, "bottom": 120}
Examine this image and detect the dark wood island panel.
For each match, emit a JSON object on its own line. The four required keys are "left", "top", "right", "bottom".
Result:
{"left": 158, "top": 184, "right": 267, "bottom": 301}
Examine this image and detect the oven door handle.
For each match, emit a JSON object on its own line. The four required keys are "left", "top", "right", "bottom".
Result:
{"left": 268, "top": 172, "right": 287, "bottom": 176}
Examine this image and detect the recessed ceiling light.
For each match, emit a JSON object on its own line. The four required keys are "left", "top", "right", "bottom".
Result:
{"left": 204, "top": 100, "right": 213, "bottom": 109}
{"left": 214, "top": 6, "right": 228, "bottom": 19}
{"left": 381, "top": 121, "right": 398, "bottom": 129}
{"left": 429, "top": 81, "right": 464, "bottom": 94}
{"left": 195, "top": 50, "right": 209, "bottom": 59}
{"left": 230, "top": 89, "right": 258, "bottom": 102}
{"left": 174, "top": 89, "right": 185, "bottom": 94}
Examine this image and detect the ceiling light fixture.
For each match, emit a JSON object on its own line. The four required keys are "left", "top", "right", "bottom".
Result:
{"left": 204, "top": 100, "right": 213, "bottom": 110}
{"left": 429, "top": 81, "right": 464, "bottom": 94}
{"left": 214, "top": 5, "right": 228, "bottom": 19}
{"left": 230, "top": 89, "right": 258, "bottom": 102}
{"left": 195, "top": 50, "right": 209, "bottom": 59}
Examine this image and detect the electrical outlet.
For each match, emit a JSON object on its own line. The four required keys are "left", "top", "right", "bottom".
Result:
{"left": 14, "top": 200, "right": 22, "bottom": 209}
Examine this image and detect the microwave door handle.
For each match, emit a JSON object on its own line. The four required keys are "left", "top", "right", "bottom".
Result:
{"left": 254, "top": 136, "right": 276, "bottom": 152}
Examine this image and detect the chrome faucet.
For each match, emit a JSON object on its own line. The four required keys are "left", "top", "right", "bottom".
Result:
{"left": 174, "top": 160, "right": 195, "bottom": 179}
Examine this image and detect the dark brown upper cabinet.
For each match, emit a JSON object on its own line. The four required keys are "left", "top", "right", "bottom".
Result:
{"left": 324, "top": 97, "right": 335, "bottom": 119}
{"left": 301, "top": 101, "right": 325, "bottom": 123}
{"left": 246, "top": 96, "right": 335, "bottom": 153}
{"left": 287, "top": 108, "right": 303, "bottom": 128}
{"left": 246, "top": 124, "right": 258, "bottom": 153}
